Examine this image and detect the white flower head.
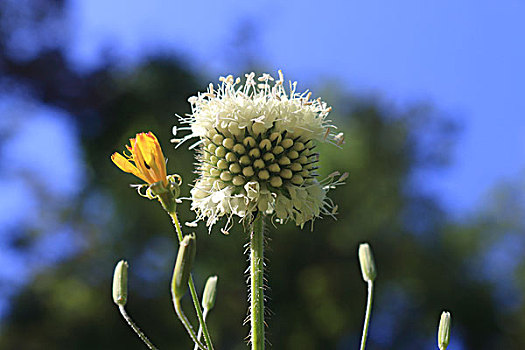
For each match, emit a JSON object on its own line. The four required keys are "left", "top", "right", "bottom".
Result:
{"left": 176, "top": 71, "right": 347, "bottom": 232}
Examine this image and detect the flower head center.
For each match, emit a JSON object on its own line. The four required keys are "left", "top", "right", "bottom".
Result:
{"left": 198, "top": 125, "right": 319, "bottom": 193}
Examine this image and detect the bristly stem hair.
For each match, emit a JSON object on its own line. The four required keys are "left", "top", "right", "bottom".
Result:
{"left": 249, "top": 214, "right": 265, "bottom": 349}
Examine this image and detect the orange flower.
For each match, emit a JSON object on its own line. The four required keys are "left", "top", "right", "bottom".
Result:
{"left": 111, "top": 132, "right": 168, "bottom": 187}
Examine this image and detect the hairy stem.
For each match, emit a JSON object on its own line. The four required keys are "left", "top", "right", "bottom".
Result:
{"left": 249, "top": 214, "right": 265, "bottom": 350}
{"left": 359, "top": 281, "right": 374, "bottom": 350}
{"left": 169, "top": 211, "right": 214, "bottom": 350}
{"left": 118, "top": 306, "right": 159, "bottom": 350}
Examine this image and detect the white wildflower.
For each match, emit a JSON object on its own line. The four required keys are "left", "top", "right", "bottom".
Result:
{"left": 176, "top": 71, "right": 346, "bottom": 232}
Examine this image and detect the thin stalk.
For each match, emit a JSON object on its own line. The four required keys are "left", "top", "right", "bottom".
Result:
{"left": 359, "top": 281, "right": 374, "bottom": 350}
{"left": 169, "top": 212, "right": 214, "bottom": 350}
{"left": 249, "top": 214, "right": 265, "bottom": 350}
{"left": 193, "top": 309, "right": 209, "bottom": 350}
{"left": 172, "top": 298, "right": 208, "bottom": 350}
{"left": 118, "top": 305, "right": 159, "bottom": 350}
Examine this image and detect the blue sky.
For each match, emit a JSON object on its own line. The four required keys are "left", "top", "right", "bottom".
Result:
{"left": 66, "top": 0, "right": 525, "bottom": 213}
{"left": 0, "top": 99, "right": 86, "bottom": 315}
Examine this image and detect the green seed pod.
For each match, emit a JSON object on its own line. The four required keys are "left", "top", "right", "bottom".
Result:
{"left": 438, "top": 311, "right": 451, "bottom": 350}
{"left": 287, "top": 150, "right": 299, "bottom": 159}
{"left": 253, "top": 159, "right": 265, "bottom": 169}
{"left": 262, "top": 153, "right": 275, "bottom": 162}
{"left": 272, "top": 145, "right": 284, "bottom": 155}
{"left": 269, "top": 132, "right": 282, "bottom": 143}
{"left": 233, "top": 143, "right": 246, "bottom": 154}
{"left": 268, "top": 163, "right": 281, "bottom": 173}
{"left": 172, "top": 234, "right": 197, "bottom": 300}
{"left": 202, "top": 276, "right": 218, "bottom": 311}
{"left": 222, "top": 137, "right": 235, "bottom": 150}
{"left": 252, "top": 121, "right": 266, "bottom": 135}
{"left": 242, "top": 166, "right": 255, "bottom": 177}
{"left": 278, "top": 156, "right": 291, "bottom": 166}
{"left": 258, "top": 170, "right": 270, "bottom": 180}
{"left": 358, "top": 243, "right": 377, "bottom": 282}
{"left": 259, "top": 139, "right": 272, "bottom": 151}
{"left": 225, "top": 152, "right": 237, "bottom": 162}
{"left": 220, "top": 171, "right": 233, "bottom": 181}
{"left": 212, "top": 134, "right": 224, "bottom": 145}
{"left": 249, "top": 148, "right": 261, "bottom": 158}
{"left": 291, "top": 174, "right": 303, "bottom": 185}
{"left": 281, "top": 138, "right": 294, "bottom": 149}
{"left": 215, "top": 146, "right": 226, "bottom": 158}
{"left": 280, "top": 169, "right": 293, "bottom": 179}
{"left": 239, "top": 155, "right": 251, "bottom": 165}
{"left": 270, "top": 176, "right": 283, "bottom": 187}
{"left": 243, "top": 136, "right": 256, "bottom": 147}
{"left": 229, "top": 163, "right": 242, "bottom": 174}
{"left": 293, "top": 141, "right": 305, "bottom": 151}
{"left": 217, "top": 159, "right": 228, "bottom": 170}
{"left": 290, "top": 162, "right": 302, "bottom": 172}
{"left": 232, "top": 175, "right": 246, "bottom": 186}
{"left": 112, "top": 260, "right": 129, "bottom": 306}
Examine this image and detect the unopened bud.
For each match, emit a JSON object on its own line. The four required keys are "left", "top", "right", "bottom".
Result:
{"left": 112, "top": 260, "right": 129, "bottom": 306}
{"left": 172, "top": 233, "right": 197, "bottom": 300}
{"left": 358, "top": 243, "right": 377, "bottom": 282}
{"left": 202, "top": 276, "right": 218, "bottom": 311}
{"left": 438, "top": 311, "right": 451, "bottom": 350}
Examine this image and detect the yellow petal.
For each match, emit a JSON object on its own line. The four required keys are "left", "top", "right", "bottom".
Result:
{"left": 137, "top": 133, "right": 157, "bottom": 167}
{"left": 131, "top": 136, "right": 157, "bottom": 184}
{"left": 147, "top": 132, "right": 168, "bottom": 185}
{"left": 111, "top": 152, "right": 148, "bottom": 183}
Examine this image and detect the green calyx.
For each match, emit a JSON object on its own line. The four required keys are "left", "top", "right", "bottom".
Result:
{"left": 150, "top": 174, "right": 182, "bottom": 213}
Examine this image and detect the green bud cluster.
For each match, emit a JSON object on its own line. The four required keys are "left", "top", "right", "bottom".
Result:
{"left": 198, "top": 128, "right": 319, "bottom": 191}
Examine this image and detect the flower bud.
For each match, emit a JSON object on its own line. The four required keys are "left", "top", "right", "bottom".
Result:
{"left": 438, "top": 311, "right": 451, "bottom": 350}
{"left": 112, "top": 260, "right": 129, "bottom": 306}
{"left": 358, "top": 243, "right": 377, "bottom": 282}
{"left": 172, "top": 234, "right": 197, "bottom": 300}
{"left": 202, "top": 276, "right": 218, "bottom": 311}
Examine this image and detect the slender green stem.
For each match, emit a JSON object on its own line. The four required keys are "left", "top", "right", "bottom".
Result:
{"left": 249, "top": 214, "right": 265, "bottom": 350}
{"left": 169, "top": 212, "right": 214, "bottom": 350}
{"left": 172, "top": 298, "right": 208, "bottom": 350}
{"left": 359, "top": 281, "right": 374, "bottom": 350}
{"left": 194, "top": 309, "right": 209, "bottom": 350}
{"left": 118, "top": 306, "right": 159, "bottom": 350}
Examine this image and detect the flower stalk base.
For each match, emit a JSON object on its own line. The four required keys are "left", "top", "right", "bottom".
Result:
{"left": 359, "top": 281, "right": 374, "bottom": 350}
{"left": 249, "top": 214, "right": 265, "bottom": 350}
{"left": 169, "top": 211, "right": 214, "bottom": 350}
